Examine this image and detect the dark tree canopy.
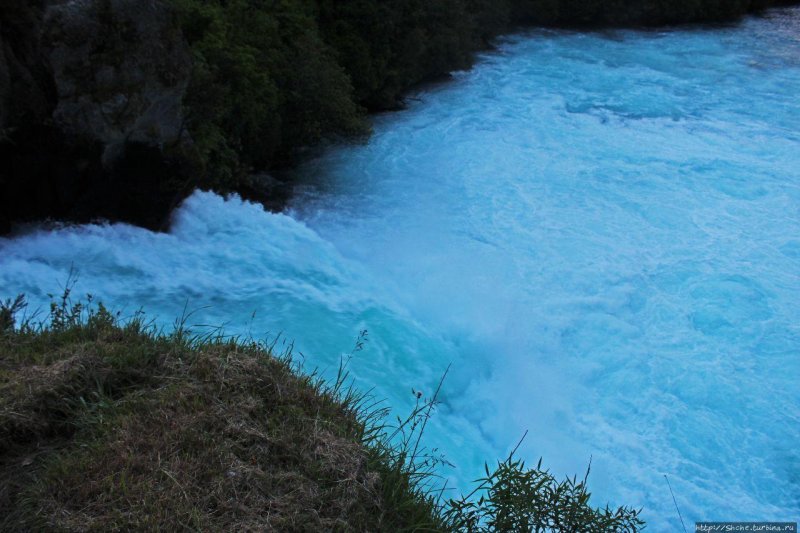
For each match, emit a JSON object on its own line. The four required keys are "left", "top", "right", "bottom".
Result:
{"left": 171, "top": 0, "right": 787, "bottom": 186}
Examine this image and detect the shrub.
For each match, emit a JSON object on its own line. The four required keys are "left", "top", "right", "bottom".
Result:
{"left": 445, "top": 451, "right": 644, "bottom": 531}
{"left": 169, "top": 0, "right": 365, "bottom": 189}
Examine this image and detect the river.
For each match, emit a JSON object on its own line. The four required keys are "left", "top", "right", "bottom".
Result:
{"left": 2, "top": 7, "right": 799, "bottom": 528}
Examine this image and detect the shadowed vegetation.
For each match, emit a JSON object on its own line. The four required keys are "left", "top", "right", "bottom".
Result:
{"left": 169, "top": 0, "right": 794, "bottom": 190}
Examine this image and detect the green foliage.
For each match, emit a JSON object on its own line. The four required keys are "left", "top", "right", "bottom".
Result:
{"left": 170, "top": 0, "right": 365, "bottom": 189}
{"left": 445, "top": 451, "right": 644, "bottom": 532}
{"left": 315, "top": 0, "right": 488, "bottom": 109}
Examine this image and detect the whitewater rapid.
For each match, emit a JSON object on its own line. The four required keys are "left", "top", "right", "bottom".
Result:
{"left": 2, "top": 8, "right": 799, "bottom": 528}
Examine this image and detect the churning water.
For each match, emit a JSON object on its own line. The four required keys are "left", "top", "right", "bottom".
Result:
{"left": 2, "top": 8, "right": 799, "bottom": 528}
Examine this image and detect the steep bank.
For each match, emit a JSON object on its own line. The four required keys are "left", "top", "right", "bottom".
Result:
{"left": 0, "top": 300, "right": 443, "bottom": 531}
{"left": 1, "top": 0, "right": 796, "bottom": 233}
{"left": 0, "top": 297, "right": 643, "bottom": 531}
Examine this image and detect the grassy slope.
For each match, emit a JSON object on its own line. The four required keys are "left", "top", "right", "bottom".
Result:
{"left": 0, "top": 303, "right": 442, "bottom": 531}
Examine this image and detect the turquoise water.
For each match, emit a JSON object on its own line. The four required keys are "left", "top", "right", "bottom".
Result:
{"left": 2, "top": 8, "right": 799, "bottom": 528}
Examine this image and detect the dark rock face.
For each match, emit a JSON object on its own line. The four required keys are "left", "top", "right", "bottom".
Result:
{"left": 0, "top": 1, "right": 54, "bottom": 133}
{"left": 44, "top": 0, "right": 190, "bottom": 163}
{"left": 0, "top": 0, "right": 192, "bottom": 234}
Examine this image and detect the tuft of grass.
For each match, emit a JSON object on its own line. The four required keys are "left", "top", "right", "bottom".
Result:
{"left": 0, "top": 293, "right": 644, "bottom": 531}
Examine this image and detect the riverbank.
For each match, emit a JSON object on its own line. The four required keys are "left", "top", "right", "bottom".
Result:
{"left": 1, "top": 0, "right": 797, "bottom": 234}
{"left": 0, "top": 295, "right": 643, "bottom": 530}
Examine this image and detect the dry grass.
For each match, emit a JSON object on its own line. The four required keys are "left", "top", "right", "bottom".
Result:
{"left": 0, "top": 305, "right": 444, "bottom": 532}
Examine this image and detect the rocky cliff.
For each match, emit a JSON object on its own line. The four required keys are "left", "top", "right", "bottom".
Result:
{"left": 0, "top": 0, "right": 192, "bottom": 233}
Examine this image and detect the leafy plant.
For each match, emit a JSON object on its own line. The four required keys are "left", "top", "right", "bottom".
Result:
{"left": 444, "top": 441, "right": 644, "bottom": 532}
